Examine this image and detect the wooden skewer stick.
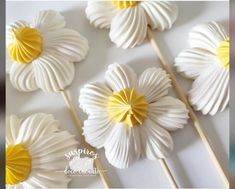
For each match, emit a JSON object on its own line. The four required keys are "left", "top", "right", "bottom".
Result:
{"left": 147, "top": 27, "right": 229, "bottom": 188}
{"left": 159, "top": 159, "right": 178, "bottom": 189}
{"left": 61, "top": 89, "right": 112, "bottom": 189}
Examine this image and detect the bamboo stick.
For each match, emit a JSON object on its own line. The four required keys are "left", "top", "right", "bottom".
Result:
{"left": 159, "top": 159, "right": 179, "bottom": 189}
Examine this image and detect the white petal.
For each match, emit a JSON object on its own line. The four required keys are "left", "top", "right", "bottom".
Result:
{"left": 110, "top": 5, "right": 147, "bottom": 49}
{"left": 24, "top": 170, "right": 70, "bottom": 188}
{"left": 189, "top": 64, "right": 229, "bottom": 115}
{"left": 43, "top": 28, "right": 89, "bottom": 62}
{"left": 79, "top": 82, "right": 112, "bottom": 114}
{"left": 141, "top": 1, "right": 178, "bottom": 31}
{"left": 175, "top": 48, "right": 218, "bottom": 79}
{"left": 104, "top": 123, "right": 141, "bottom": 169}
{"left": 149, "top": 96, "right": 189, "bottom": 131}
{"left": 33, "top": 10, "right": 65, "bottom": 33}
{"left": 220, "top": 87, "right": 229, "bottom": 112}
{"left": 105, "top": 63, "right": 137, "bottom": 92}
{"left": 15, "top": 113, "right": 59, "bottom": 145}
{"left": 138, "top": 68, "right": 171, "bottom": 103}
{"left": 86, "top": 1, "right": 117, "bottom": 29}
{"left": 6, "top": 115, "right": 22, "bottom": 145}
{"left": 83, "top": 113, "right": 114, "bottom": 149}
{"left": 189, "top": 21, "right": 228, "bottom": 53}
{"left": 29, "top": 131, "right": 78, "bottom": 170}
{"left": 9, "top": 62, "right": 38, "bottom": 92}
{"left": 33, "top": 50, "right": 75, "bottom": 92}
{"left": 139, "top": 119, "right": 173, "bottom": 160}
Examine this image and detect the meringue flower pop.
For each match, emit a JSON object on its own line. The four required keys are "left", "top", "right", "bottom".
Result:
{"left": 86, "top": 1, "right": 178, "bottom": 49}
{"left": 79, "top": 63, "right": 189, "bottom": 169}
{"left": 175, "top": 22, "right": 229, "bottom": 115}
{"left": 6, "top": 10, "right": 89, "bottom": 92}
{"left": 6, "top": 113, "right": 78, "bottom": 188}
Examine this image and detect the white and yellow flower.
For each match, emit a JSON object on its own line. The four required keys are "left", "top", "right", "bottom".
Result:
{"left": 6, "top": 113, "right": 78, "bottom": 188}
{"left": 6, "top": 10, "right": 89, "bottom": 92}
{"left": 175, "top": 22, "right": 229, "bottom": 115}
{"left": 86, "top": 1, "right": 178, "bottom": 49}
{"left": 79, "top": 63, "right": 188, "bottom": 168}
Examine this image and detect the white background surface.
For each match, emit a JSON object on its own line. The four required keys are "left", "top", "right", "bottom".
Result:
{"left": 6, "top": 1, "right": 229, "bottom": 188}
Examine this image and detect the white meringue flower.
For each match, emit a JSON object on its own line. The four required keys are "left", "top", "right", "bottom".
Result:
{"left": 175, "top": 21, "right": 229, "bottom": 115}
{"left": 86, "top": 1, "right": 178, "bottom": 49}
{"left": 6, "top": 10, "right": 89, "bottom": 93}
{"left": 6, "top": 113, "right": 78, "bottom": 188}
{"left": 79, "top": 63, "right": 188, "bottom": 169}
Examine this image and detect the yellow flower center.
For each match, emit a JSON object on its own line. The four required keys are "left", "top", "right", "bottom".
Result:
{"left": 216, "top": 38, "right": 230, "bottom": 69}
{"left": 8, "top": 27, "right": 43, "bottom": 64}
{"left": 107, "top": 88, "right": 148, "bottom": 127}
{"left": 6, "top": 144, "right": 32, "bottom": 185}
{"left": 113, "top": 0, "right": 139, "bottom": 9}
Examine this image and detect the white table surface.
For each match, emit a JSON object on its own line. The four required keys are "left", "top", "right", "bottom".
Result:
{"left": 6, "top": 1, "right": 229, "bottom": 188}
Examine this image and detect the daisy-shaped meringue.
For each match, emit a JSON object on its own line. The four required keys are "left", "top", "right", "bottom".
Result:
{"left": 175, "top": 21, "right": 229, "bottom": 115}
{"left": 6, "top": 113, "right": 78, "bottom": 188}
{"left": 6, "top": 10, "right": 89, "bottom": 92}
{"left": 86, "top": 1, "right": 178, "bottom": 49}
{"left": 79, "top": 63, "right": 188, "bottom": 168}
